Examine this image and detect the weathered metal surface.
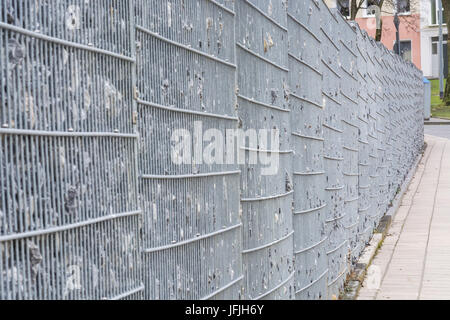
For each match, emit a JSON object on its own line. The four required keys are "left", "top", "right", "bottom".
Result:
{"left": 134, "top": 0, "right": 242, "bottom": 300}
{"left": 0, "top": 0, "right": 142, "bottom": 300}
{"left": 288, "top": 0, "right": 327, "bottom": 301}
{"left": 0, "top": 0, "right": 424, "bottom": 300}
{"left": 337, "top": 14, "right": 360, "bottom": 266}
{"left": 353, "top": 24, "right": 372, "bottom": 248}
{"left": 320, "top": 7, "right": 348, "bottom": 298}
{"left": 236, "top": 0, "right": 294, "bottom": 300}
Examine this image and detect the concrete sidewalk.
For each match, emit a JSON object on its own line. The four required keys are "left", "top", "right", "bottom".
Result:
{"left": 358, "top": 135, "right": 450, "bottom": 300}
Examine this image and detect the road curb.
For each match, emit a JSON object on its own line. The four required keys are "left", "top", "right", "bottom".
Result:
{"left": 425, "top": 117, "right": 450, "bottom": 125}
{"left": 341, "top": 142, "right": 427, "bottom": 300}
{"left": 424, "top": 121, "right": 450, "bottom": 125}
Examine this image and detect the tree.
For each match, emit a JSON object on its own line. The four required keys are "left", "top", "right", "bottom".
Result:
{"left": 347, "top": 0, "right": 382, "bottom": 20}
{"left": 337, "top": 0, "right": 419, "bottom": 41}
{"left": 441, "top": 0, "right": 450, "bottom": 104}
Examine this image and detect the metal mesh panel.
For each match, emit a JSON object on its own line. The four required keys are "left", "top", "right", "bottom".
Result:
{"left": 320, "top": 7, "right": 347, "bottom": 298}
{"left": 383, "top": 50, "right": 397, "bottom": 219}
{"left": 0, "top": 0, "right": 425, "bottom": 300}
{"left": 373, "top": 43, "right": 388, "bottom": 222}
{"left": 353, "top": 25, "right": 372, "bottom": 247}
{"left": 365, "top": 36, "right": 381, "bottom": 234}
{"left": 288, "top": 0, "right": 327, "bottom": 300}
{"left": 236, "top": 0, "right": 294, "bottom": 300}
{"left": 337, "top": 15, "right": 360, "bottom": 265}
{"left": 134, "top": 0, "right": 242, "bottom": 300}
{"left": 0, "top": 0, "right": 142, "bottom": 300}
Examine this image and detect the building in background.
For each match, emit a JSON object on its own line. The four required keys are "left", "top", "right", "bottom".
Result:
{"left": 325, "top": 0, "right": 422, "bottom": 69}
{"left": 420, "top": 0, "right": 448, "bottom": 78}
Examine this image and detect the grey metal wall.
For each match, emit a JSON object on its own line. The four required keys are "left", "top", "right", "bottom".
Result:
{"left": 0, "top": 0, "right": 424, "bottom": 300}
{"left": 288, "top": 0, "right": 327, "bottom": 300}
{"left": 320, "top": 6, "right": 348, "bottom": 298}
{"left": 0, "top": 0, "right": 142, "bottom": 300}
{"left": 355, "top": 25, "right": 372, "bottom": 250}
{"left": 134, "top": 0, "right": 242, "bottom": 300}
{"left": 236, "top": 0, "right": 294, "bottom": 300}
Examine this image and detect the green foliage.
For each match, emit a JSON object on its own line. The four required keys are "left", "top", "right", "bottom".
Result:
{"left": 430, "top": 79, "right": 450, "bottom": 119}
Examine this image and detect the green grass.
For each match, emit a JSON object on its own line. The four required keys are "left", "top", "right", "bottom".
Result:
{"left": 430, "top": 79, "right": 450, "bottom": 119}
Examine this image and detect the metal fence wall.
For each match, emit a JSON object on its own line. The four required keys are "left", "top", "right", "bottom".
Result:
{"left": 0, "top": 0, "right": 142, "bottom": 300}
{"left": 0, "top": 0, "right": 424, "bottom": 300}
{"left": 355, "top": 25, "right": 372, "bottom": 250}
{"left": 288, "top": 0, "right": 328, "bottom": 300}
{"left": 320, "top": 6, "right": 348, "bottom": 297}
{"left": 134, "top": 0, "right": 242, "bottom": 300}
{"left": 236, "top": 0, "right": 294, "bottom": 300}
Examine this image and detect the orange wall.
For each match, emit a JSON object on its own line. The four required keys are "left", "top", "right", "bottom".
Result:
{"left": 356, "top": 14, "right": 421, "bottom": 70}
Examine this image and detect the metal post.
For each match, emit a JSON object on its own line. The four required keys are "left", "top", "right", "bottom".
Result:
{"left": 439, "top": 0, "right": 444, "bottom": 99}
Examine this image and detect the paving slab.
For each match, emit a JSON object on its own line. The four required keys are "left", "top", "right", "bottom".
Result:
{"left": 358, "top": 135, "right": 450, "bottom": 300}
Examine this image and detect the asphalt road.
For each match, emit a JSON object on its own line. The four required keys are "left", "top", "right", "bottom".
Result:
{"left": 425, "top": 125, "right": 450, "bottom": 140}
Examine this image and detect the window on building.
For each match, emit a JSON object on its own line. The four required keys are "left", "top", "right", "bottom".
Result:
{"left": 400, "top": 40, "right": 412, "bottom": 62}
{"left": 432, "top": 35, "right": 448, "bottom": 55}
{"left": 431, "top": 0, "right": 437, "bottom": 24}
{"left": 337, "top": 0, "right": 350, "bottom": 17}
{"left": 431, "top": 0, "right": 445, "bottom": 25}
{"left": 430, "top": 35, "right": 449, "bottom": 78}
{"left": 397, "top": 0, "right": 410, "bottom": 14}
{"left": 432, "top": 43, "right": 438, "bottom": 54}
{"left": 431, "top": 35, "right": 449, "bottom": 42}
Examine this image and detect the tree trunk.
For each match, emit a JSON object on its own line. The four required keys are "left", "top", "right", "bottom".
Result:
{"left": 442, "top": 0, "right": 450, "bottom": 104}
{"left": 377, "top": 0, "right": 385, "bottom": 42}
{"left": 376, "top": 19, "right": 383, "bottom": 41}
{"left": 349, "top": 0, "right": 383, "bottom": 41}
{"left": 351, "top": 0, "right": 358, "bottom": 20}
